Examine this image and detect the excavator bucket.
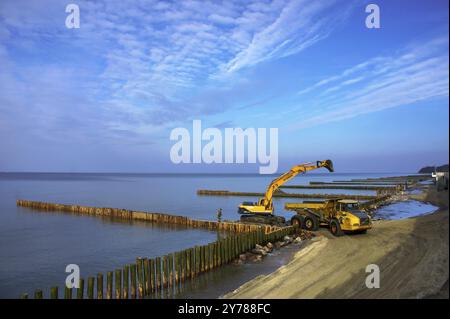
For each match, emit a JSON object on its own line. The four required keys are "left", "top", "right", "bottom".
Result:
{"left": 319, "top": 160, "right": 334, "bottom": 172}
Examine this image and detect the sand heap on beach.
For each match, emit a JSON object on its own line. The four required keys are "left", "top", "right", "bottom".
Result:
{"left": 225, "top": 187, "right": 449, "bottom": 299}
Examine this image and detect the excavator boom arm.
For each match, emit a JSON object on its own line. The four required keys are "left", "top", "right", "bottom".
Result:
{"left": 262, "top": 160, "right": 333, "bottom": 209}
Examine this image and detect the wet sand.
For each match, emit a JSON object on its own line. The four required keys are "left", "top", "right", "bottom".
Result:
{"left": 225, "top": 186, "right": 449, "bottom": 299}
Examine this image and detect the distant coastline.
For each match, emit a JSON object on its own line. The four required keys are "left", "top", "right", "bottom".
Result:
{"left": 418, "top": 164, "right": 449, "bottom": 174}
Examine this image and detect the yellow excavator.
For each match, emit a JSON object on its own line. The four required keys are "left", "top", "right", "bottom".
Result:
{"left": 238, "top": 160, "right": 334, "bottom": 225}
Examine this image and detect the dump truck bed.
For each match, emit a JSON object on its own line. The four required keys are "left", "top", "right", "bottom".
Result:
{"left": 285, "top": 203, "right": 327, "bottom": 210}
{"left": 285, "top": 201, "right": 338, "bottom": 211}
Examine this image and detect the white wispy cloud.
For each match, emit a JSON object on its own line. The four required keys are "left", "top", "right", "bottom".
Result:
{"left": 289, "top": 37, "right": 449, "bottom": 129}
{"left": 221, "top": 0, "right": 348, "bottom": 74}
{"left": 0, "top": 0, "right": 352, "bottom": 139}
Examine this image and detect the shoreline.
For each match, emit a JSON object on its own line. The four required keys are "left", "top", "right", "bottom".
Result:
{"left": 224, "top": 185, "right": 449, "bottom": 299}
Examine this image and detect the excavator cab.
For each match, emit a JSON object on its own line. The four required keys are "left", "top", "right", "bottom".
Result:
{"left": 238, "top": 200, "right": 272, "bottom": 215}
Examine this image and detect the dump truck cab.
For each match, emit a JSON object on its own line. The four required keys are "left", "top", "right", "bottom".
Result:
{"left": 285, "top": 199, "right": 372, "bottom": 236}
{"left": 332, "top": 199, "right": 372, "bottom": 232}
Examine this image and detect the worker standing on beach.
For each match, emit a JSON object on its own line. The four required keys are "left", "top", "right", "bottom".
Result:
{"left": 217, "top": 208, "right": 222, "bottom": 222}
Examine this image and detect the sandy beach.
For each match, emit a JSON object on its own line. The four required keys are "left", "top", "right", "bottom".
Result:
{"left": 225, "top": 186, "right": 449, "bottom": 299}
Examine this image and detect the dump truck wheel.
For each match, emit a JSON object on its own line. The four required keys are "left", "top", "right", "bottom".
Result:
{"left": 290, "top": 215, "right": 303, "bottom": 228}
{"left": 330, "top": 219, "right": 344, "bottom": 237}
{"left": 303, "top": 216, "right": 319, "bottom": 231}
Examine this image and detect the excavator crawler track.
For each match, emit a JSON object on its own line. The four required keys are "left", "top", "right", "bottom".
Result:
{"left": 240, "top": 214, "right": 286, "bottom": 226}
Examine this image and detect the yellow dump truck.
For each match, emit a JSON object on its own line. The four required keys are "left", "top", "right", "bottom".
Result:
{"left": 285, "top": 199, "right": 372, "bottom": 236}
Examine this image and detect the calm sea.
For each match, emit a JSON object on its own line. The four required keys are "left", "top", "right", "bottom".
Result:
{"left": 0, "top": 172, "right": 422, "bottom": 298}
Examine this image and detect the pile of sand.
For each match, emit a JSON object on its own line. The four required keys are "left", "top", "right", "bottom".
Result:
{"left": 225, "top": 187, "right": 449, "bottom": 299}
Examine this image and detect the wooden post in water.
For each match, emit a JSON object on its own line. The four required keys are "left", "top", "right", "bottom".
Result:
{"left": 149, "top": 258, "right": 155, "bottom": 295}
{"left": 77, "top": 279, "right": 84, "bottom": 299}
{"left": 115, "top": 269, "right": 122, "bottom": 299}
{"left": 162, "top": 255, "right": 168, "bottom": 289}
{"left": 136, "top": 258, "right": 144, "bottom": 298}
{"left": 34, "top": 289, "right": 43, "bottom": 299}
{"left": 181, "top": 250, "right": 186, "bottom": 283}
{"left": 194, "top": 246, "right": 200, "bottom": 276}
{"left": 239, "top": 234, "right": 243, "bottom": 255}
{"left": 214, "top": 242, "right": 219, "bottom": 268}
{"left": 155, "top": 257, "right": 161, "bottom": 292}
{"left": 200, "top": 246, "right": 205, "bottom": 273}
{"left": 123, "top": 265, "right": 129, "bottom": 299}
{"left": 249, "top": 231, "right": 255, "bottom": 250}
{"left": 143, "top": 258, "right": 149, "bottom": 297}
{"left": 223, "top": 238, "right": 228, "bottom": 264}
{"left": 50, "top": 286, "right": 58, "bottom": 299}
{"left": 130, "top": 264, "right": 137, "bottom": 299}
{"left": 97, "top": 273, "right": 103, "bottom": 299}
{"left": 206, "top": 244, "right": 211, "bottom": 270}
{"left": 231, "top": 236, "right": 236, "bottom": 260}
{"left": 209, "top": 243, "right": 214, "bottom": 270}
{"left": 106, "top": 271, "right": 113, "bottom": 299}
{"left": 190, "top": 248, "right": 195, "bottom": 278}
{"left": 204, "top": 245, "right": 209, "bottom": 271}
{"left": 257, "top": 229, "right": 261, "bottom": 246}
{"left": 174, "top": 252, "right": 179, "bottom": 285}
{"left": 210, "top": 243, "right": 215, "bottom": 269}
{"left": 231, "top": 236, "right": 235, "bottom": 260}
{"left": 227, "top": 239, "right": 234, "bottom": 262}
{"left": 180, "top": 248, "right": 187, "bottom": 282}
{"left": 168, "top": 253, "right": 174, "bottom": 288}
{"left": 237, "top": 234, "right": 242, "bottom": 255}
{"left": 87, "top": 277, "right": 95, "bottom": 299}
{"left": 217, "top": 239, "right": 223, "bottom": 266}
{"left": 205, "top": 244, "right": 210, "bottom": 272}
{"left": 186, "top": 249, "right": 191, "bottom": 280}
{"left": 64, "top": 287, "right": 72, "bottom": 299}
{"left": 251, "top": 231, "right": 255, "bottom": 249}
{"left": 224, "top": 238, "right": 229, "bottom": 263}
{"left": 238, "top": 234, "right": 242, "bottom": 255}
{"left": 217, "top": 240, "right": 222, "bottom": 266}
{"left": 178, "top": 250, "right": 188, "bottom": 283}
{"left": 212, "top": 243, "right": 217, "bottom": 269}
{"left": 244, "top": 233, "right": 250, "bottom": 251}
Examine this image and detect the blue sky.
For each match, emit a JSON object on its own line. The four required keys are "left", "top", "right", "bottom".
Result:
{"left": 0, "top": 0, "right": 448, "bottom": 173}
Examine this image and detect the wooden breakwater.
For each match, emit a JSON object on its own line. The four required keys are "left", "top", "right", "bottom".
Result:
{"left": 196, "top": 190, "right": 378, "bottom": 201}
{"left": 16, "top": 199, "right": 277, "bottom": 233}
{"left": 311, "top": 181, "right": 405, "bottom": 186}
{"left": 326, "top": 175, "right": 433, "bottom": 190}
{"left": 346, "top": 175, "right": 431, "bottom": 183}
{"left": 359, "top": 195, "right": 391, "bottom": 209}
{"left": 17, "top": 199, "right": 296, "bottom": 299}
{"left": 20, "top": 226, "right": 295, "bottom": 299}
{"left": 310, "top": 181, "right": 408, "bottom": 190}
{"left": 279, "top": 185, "right": 398, "bottom": 191}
